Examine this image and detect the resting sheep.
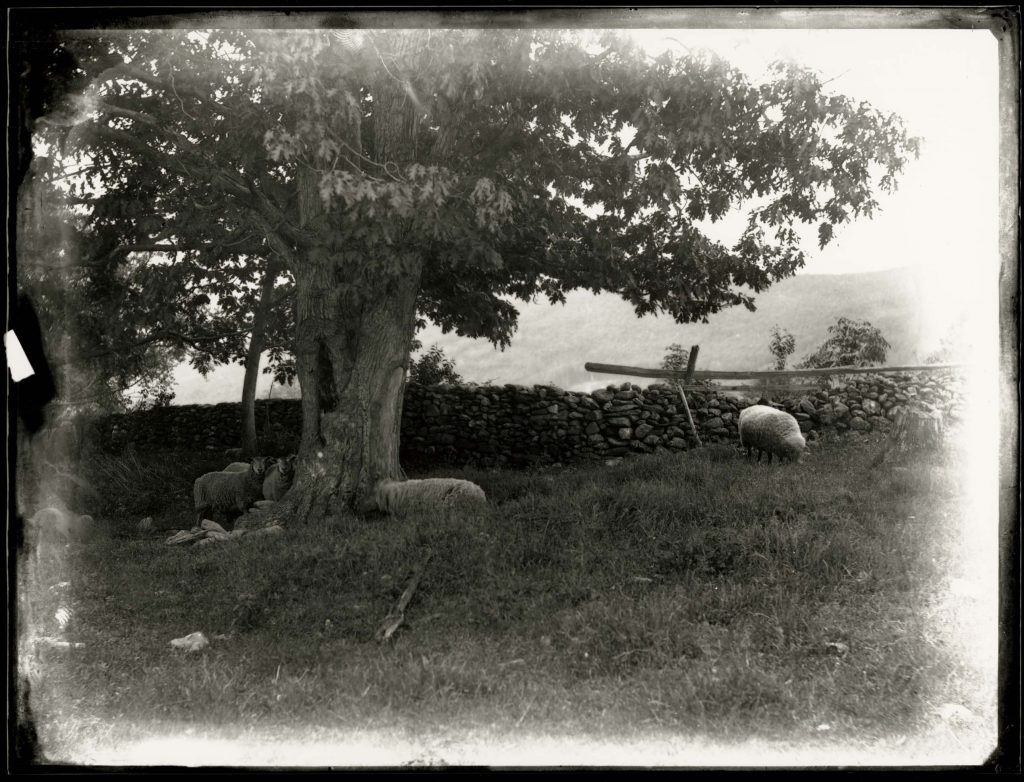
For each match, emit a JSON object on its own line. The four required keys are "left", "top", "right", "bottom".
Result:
{"left": 374, "top": 478, "right": 488, "bottom": 518}
{"left": 738, "top": 405, "right": 806, "bottom": 464}
{"left": 263, "top": 454, "right": 297, "bottom": 501}
{"left": 193, "top": 457, "right": 271, "bottom": 526}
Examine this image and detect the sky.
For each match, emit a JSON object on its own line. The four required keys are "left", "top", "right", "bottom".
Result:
{"left": 628, "top": 28, "right": 998, "bottom": 277}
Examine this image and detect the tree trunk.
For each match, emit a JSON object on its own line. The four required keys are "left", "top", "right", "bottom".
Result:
{"left": 871, "top": 404, "right": 945, "bottom": 467}
{"left": 240, "top": 264, "right": 278, "bottom": 457}
{"left": 288, "top": 249, "right": 423, "bottom": 523}
{"left": 282, "top": 34, "right": 425, "bottom": 524}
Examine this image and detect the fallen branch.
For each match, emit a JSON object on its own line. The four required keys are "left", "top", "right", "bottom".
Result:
{"left": 376, "top": 548, "right": 433, "bottom": 642}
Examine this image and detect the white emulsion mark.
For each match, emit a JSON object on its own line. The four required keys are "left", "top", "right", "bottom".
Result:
{"left": 4, "top": 330, "right": 36, "bottom": 381}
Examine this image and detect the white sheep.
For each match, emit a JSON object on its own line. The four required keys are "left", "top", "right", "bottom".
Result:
{"left": 374, "top": 478, "right": 488, "bottom": 517}
{"left": 738, "top": 404, "right": 807, "bottom": 464}
{"left": 263, "top": 454, "right": 297, "bottom": 501}
{"left": 193, "top": 457, "right": 271, "bottom": 526}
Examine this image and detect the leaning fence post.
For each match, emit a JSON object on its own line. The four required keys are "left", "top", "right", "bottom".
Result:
{"left": 677, "top": 345, "right": 703, "bottom": 447}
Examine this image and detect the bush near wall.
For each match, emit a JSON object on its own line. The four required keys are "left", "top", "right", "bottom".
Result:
{"left": 92, "top": 371, "right": 964, "bottom": 466}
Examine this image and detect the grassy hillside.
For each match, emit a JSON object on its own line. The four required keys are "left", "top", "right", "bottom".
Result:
{"left": 170, "top": 267, "right": 960, "bottom": 403}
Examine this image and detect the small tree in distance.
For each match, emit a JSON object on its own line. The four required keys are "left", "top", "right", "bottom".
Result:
{"left": 768, "top": 325, "right": 796, "bottom": 370}
{"left": 409, "top": 343, "right": 463, "bottom": 386}
{"left": 661, "top": 343, "right": 712, "bottom": 390}
{"left": 796, "top": 317, "right": 891, "bottom": 369}
{"left": 661, "top": 343, "right": 690, "bottom": 376}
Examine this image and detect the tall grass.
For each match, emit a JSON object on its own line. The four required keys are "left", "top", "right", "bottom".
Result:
{"left": 17, "top": 437, "right": 997, "bottom": 766}
{"left": 81, "top": 450, "right": 231, "bottom": 527}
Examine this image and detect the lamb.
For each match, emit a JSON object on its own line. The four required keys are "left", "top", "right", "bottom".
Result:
{"left": 738, "top": 404, "right": 807, "bottom": 464}
{"left": 263, "top": 454, "right": 297, "bottom": 501}
{"left": 193, "top": 456, "right": 271, "bottom": 526}
{"left": 374, "top": 478, "right": 488, "bottom": 518}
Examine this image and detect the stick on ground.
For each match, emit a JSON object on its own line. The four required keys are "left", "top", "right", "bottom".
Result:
{"left": 376, "top": 548, "right": 433, "bottom": 642}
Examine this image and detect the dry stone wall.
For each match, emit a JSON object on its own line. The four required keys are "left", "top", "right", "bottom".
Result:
{"left": 100, "top": 400, "right": 302, "bottom": 455}
{"left": 94, "top": 371, "right": 964, "bottom": 466}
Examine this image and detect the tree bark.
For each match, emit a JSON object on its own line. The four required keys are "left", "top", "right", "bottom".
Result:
{"left": 240, "top": 264, "right": 278, "bottom": 457}
{"left": 288, "top": 248, "right": 423, "bottom": 523}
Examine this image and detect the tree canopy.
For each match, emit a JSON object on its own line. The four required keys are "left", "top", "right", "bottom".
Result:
{"left": 33, "top": 27, "right": 920, "bottom": 346}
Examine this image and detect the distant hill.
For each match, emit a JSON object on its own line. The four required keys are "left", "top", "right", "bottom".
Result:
{"left": 170, "top": 266, "right": 964, "bottom": 403}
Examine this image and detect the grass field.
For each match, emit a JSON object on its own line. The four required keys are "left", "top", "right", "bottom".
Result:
{"left": 16, "top": 432, "right": 999, "bottom": 767}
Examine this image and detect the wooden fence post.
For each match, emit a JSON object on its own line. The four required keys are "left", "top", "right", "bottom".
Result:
{"left": 678, "top": 345, "right": 702, "bottom": 447}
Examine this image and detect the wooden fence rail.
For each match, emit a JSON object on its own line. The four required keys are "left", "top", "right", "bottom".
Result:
{"left": 583, "top": 362, "right": 967, "bottom": 383}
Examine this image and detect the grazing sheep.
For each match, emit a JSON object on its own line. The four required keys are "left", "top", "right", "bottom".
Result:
{"left": 224, "top": 447, "right": 242, "bottom": 459}
{"left": 374, "top": 478, "right": 488, "bottom": 517}
{"left": 263, "top": 454, "right": 297, "bottom": 501}
{"left": 738, "top": 405, "right": 807, "bottom": 464}
{"left": 193, "top": 457, "right": 271, "bottom": 526}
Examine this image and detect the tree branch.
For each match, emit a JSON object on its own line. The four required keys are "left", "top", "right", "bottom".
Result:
{"left": 247, "top": 210, "right": 301, "bottom": 263}
{"left": 159, "top": 327, "right": 253, "bottom": 350}
{"left": 53, "top": 325, "right": 252, "bottom": 368}
{"left": 123, "top": 239, "right": 262, "bottom": 256}
{"left": 91, "top": 122, "right": 304, "bottom": 253}
{"left": 271, "top": 287, "right": 296, "bottom": 307}
{"left": 123, "top": 243, "right": 200, "bottom": 253}
{"left": 91, "top": 123, "right": 254, "bottom": 203}
{"left": 95, "top": 100, "right": 158, "bottom": 126}
{"left": 97, "top": 62, "right": 233, "bottom": 117}
{"left": 93, "top": 75, "right": 307, "bottom": 259}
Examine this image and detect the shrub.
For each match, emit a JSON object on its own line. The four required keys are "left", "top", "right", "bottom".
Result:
{"left": 768, "top": 325, "right": 796, "bottom": 370}
{"left": 409, "top": 344, "right": 462, "bottom": 386}
{"left": 796, "top": 317, "right": 891, "bottom": 369}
